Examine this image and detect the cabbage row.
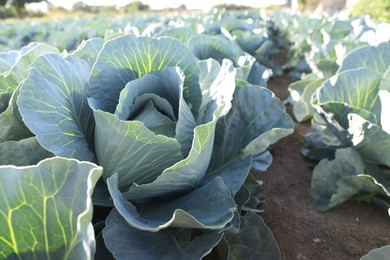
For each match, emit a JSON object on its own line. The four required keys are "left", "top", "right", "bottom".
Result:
{"left": 274, "top": 12, "right": 390, "bottom": 213}
{"left": 0, "top": 12, "right": 293, "bottom": 259}
{"left": 275, "top": 12, "right": 390, "bottom": 258}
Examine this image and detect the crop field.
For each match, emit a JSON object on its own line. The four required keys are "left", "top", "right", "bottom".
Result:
{"left": 0, "top": 8, "right": 389, "bottom": 259}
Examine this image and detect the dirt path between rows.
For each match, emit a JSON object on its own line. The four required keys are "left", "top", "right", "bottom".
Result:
{"left": 257, "top": 48, "right": 390, "bottom": 260}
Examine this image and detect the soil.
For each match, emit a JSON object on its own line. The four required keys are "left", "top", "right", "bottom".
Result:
{"left": 257, "top": 48, "right": 390, "bottom": 260}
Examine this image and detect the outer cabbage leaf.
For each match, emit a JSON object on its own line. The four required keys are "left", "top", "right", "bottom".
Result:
{"left": 361, "top": 245, "right": 390, "bottom": 260}
{"left": 232, "top": 29, "right": 281, "bottom": 76}
{"left": 233, "top": 30, "right": 267, "bottom": 55}
{"left": 311, "top": 148, "right": 390, "bottom": 211}
{"left": 304, "top": 117, "right": 343, "bottom": 150}
{"left": 0, "top": 157, "right": 102, "bottom": 259}
{"left": 236, "top": 55, "right": 271, "bottom": 87}
{"left": 319, "top": 102, "right": 378, "bottom": 129}
{"left": 202, "top": 156, "right": 252, "bottom": 199}
{"left": 197, "top": 85, "right": 293, "bottom": 209}
{"left": 201, "top": 156, "right": 255, "bottom": 232}
{"left": 156, "top": 27, "right": 195, "bottom": 46}
{"left": 251, "top": 151, "right": 273, "bottom": 172}
{"left": 0, "top": 87, "right": 32, "bottom": 142}
{"left": 18, "top": 53, "right": 95, "bottom": 162}
{"left": 211, "top": 85, "right": 293, "bottom": 169}
{"left": 188, "top": 34, "right": 244, "bottom": 67}
{"left": 107, "top": 175, "right": 235, "bottom": 231}
{"left": 309, "top": 102, "right": 379, "bottom": 150}
{"left": 0, "top": 137, "right": 53, "bottom": 166}
{"left": 222, "top": 212, "right": 280, "bottom": 260}
{"left": 290, "top": 78, "right": 326, "bottom": 122}
{"left": 315, "top": 68, "right": 382, "bottom": 119}
{"left": 0, "top": 43, "right": 57, "bottom": 94}
{"left": 0, "top": 92, "right": 11, "bottom": 114}
{"left": 103, "top": 210, "right": 223, "bottom": 260}
{"left": 89, "top": 34, "right": 201, "bottom": 117}
{"left": 0, "top": 43, "right": 58, "bottom": 142}
{"left": 72, "top": 37, "right": 105, "bottom": 67}
{"left": 338, "top": 42, "right": 390, "bottom": 73}
{"left": 314, "top": 59, "right": 338, "bottom": 78}
{"left": 241, "top": 173, "right": 265, "bottom": 212}
{"left": 348, "top": 113, "right": 390, "bottom": 167}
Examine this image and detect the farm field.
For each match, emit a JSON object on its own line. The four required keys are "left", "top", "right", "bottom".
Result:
{"left": 0, "top": 8, "right": 390, "bottom": 259}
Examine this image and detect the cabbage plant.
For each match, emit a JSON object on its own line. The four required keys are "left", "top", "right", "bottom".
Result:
{"left": 1, "top": 34, "right": 293, "bottom": 259}
{"left": 305, "top": 42, "right": 390, "bottom": 211}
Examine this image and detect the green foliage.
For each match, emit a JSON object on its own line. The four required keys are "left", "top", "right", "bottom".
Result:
{"left": 119, "top": 1, "right": 150, "bottom": 13}
{"left": 72, "top": 1, "right": 116, "bottom": 13}
{"left": 0, "top": 6, "right": 16, "bottom": 19}
{"left": 0, "top": 0, "right": 43, "bottom": 18}
{"left": 351, "top": 0, "right": 390, "bottom": 22}
{"left": 212, "top": 4, "right": 255, "bottom": 11}
{"left": 7, "top": 0, "right": 44, "bottom": 7}
{"left": 298, "top": 0, "right": 320, "bottom": 11}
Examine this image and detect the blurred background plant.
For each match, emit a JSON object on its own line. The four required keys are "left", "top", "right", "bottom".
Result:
{"left": 0, "top": 0, "right": 389, "bottom": 23}
{"left": 350, "top": 0, "right": 390, "bottom": 22}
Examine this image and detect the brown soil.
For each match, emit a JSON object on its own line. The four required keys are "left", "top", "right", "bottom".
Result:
{"left": 257, "top": 48, "right": 390, "bottom": 260}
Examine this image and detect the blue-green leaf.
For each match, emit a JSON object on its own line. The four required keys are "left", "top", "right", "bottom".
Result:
{"left": 0, "top": 43, "right": 58, "bottom": 94}
{"left": 72, "top": 37, "right": 105, "bottom": 68}
{"left": 114, "top": 67, "right": 196, "bottom": 155}
{"left": 237, "top": 61, "right": 271, "bottom": 87}
{"left": 203, "top": 156, "right": 252, "bottom": 197}
{"left": 0, "top": 157, "right": 102, "bottom": 259}
{"left": 0, "top": 58, "right": 11, "bottom": 75}
{"left": 212, "top": 85, "right": 293, "bottom": 168}
{"left": 89, "top": 34, "right": 201, "bottom": 117}
{"left": 93, "top": 109, "right": 182, "bottom": 189}
{"left": 361, "top": 245, "right": 390, "bottom": 260}
{"left": 103, "top": 210, "right": 223, "bottom": 260}
{"left": 0, "top": 87, "right": 32, "bottom": 142}
{"left": 107, "top": 175, "right": 236, "bottom": 231}
{"left": 0, "top": 92, "right": 11, "bottom": 114}
{"left": 156, "top": 27, "right": 195, "bottom": 46}
{"left": 290, "top": 78, "right": 326, "bottom": 122}
{"left": 338, "top": 42, "right": 390, "bottom": 74}
{"left": 311, "top": 148, "right": 390, "bottom": 211}
{"left": 18, "top": 53, "right": 95, "bottom": 162}
{"left": 348, "top": 113, "right": 390, "bottom": 167}
{"left": 224, "top": 212, "right": 280, "bottom": 260}
{"left": 188, "top": 34, "right": 244, "bottom": 67}
{"left": 122, "top": 107, "right": 221, "bottom": 202}
{"left": 0, "top": 137, "right": 53, "bottom": 166}
{"left": 316, "top": 68, "right": 382, "bottom": 119}
{"left": 251, "top": 151, "right": 273, "bottom": 172}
